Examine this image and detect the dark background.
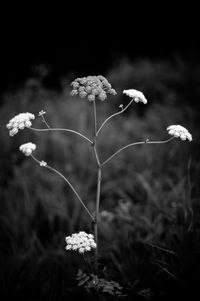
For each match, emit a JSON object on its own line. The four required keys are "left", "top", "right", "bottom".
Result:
{"left": 1, "top": 5, "right": 199, "bottom": 93}
{"left": 1, "top": 6, "right": 200, "bottom": 301}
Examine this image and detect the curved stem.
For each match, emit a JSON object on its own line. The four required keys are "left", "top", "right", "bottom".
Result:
{"left": 41, "top": 115, "right": 51, "bottom": 129}
{"left": 30, "top": 154, "right": 95, "bottom": 222}
{"left": 101, "top": 137, "right": 175, "bottom": 167}
{"left": 30, "top": 127, "right": 92, "bottom": 144}
{"left": 96, "top": 98, "right": 134, "bottom": 136}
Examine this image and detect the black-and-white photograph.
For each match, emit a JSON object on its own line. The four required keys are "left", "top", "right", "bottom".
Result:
{"left": 0, "top": 6, "right": 200, "bottom": 301}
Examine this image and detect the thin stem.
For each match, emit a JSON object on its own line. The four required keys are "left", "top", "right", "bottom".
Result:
{"left": 41, "top": 115, "right": 51, "bottom": 129}
{"left": 92, "top": 100, "right": 100, "bottom": 166}
{"left": 93, "top": 100, "right": 97, "bottom": 136}
{"left": 94, "top": 167, "right": 102, "bottom": 258}
{"left": 92, "top": 100, "right": 102, "bottom": 261}
{"left": 93, "top": 145, "right": 100, "bottom": 167}
{"left": 101, "top": 137, "right": 175, "bottom": 167}
{"left": 30, "top": 154, "right": 95, "bottom": 222}
{"left": 29, "top": 127, "right": 92, "bottom": 144}
{"left": 144, "top": 242, "right": 178, "bottom": 257}
{"left": 96, "top": 98, "right": 134, "bottom": 136}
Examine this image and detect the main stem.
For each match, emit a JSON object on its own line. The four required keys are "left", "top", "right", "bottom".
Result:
{"left": 92, "top": 100, "right": 101, "bottom": 259}
{"left": 94, "top": 165, "right": 101, "bottom": 258}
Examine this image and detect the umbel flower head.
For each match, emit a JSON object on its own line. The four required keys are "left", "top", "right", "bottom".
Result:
{"left": 123, "top": 89, "right": 147, "bottom": 104}
{"left": 70, "top": 75, "right": 117, "bottom": 102}
{"left": 167, "top": 125, "right": 192, "bottom": 141}
{"left": 65, "top": 231, "right": 96, "bottom": 253}
{"left": 6, "top": 112, "right": 35, "bottom": 136}
{"left": 19, "top": 142, "right": 36, "bottom": 156}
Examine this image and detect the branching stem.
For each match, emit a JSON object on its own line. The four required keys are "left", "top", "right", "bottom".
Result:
{"left": 30, "top": 154, "right": 95, "bottom": 222}
{"left": 96, "top": 98, "right": 134, "bottom": 136}
{"left": 41, "top": 115, "right": 51, "bottom": 129}
{"left": 101, "top": 137, "right": 175, "bottom": 167}
{"left": 30, "top": 127, "right": 93, "bottom": 144}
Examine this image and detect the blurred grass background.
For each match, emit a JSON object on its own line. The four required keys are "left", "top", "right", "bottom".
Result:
{"left": 0, "top": 57, "right": 200, "bottom": 300}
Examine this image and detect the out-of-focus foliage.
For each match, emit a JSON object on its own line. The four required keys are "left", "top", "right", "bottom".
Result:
{"left": 76, "top": 269, "right": 124, "bottom": 297}
{"left": 0, "top": 58, "right": 200, "bottom": 300}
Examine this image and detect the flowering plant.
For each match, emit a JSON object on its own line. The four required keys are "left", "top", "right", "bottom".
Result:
{"left": 6, "top": 75, "right": 192, "bottom": 296}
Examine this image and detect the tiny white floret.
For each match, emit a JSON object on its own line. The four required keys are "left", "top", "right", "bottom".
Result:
{"left": 40, "top": 160, "right": 47, "bottom": 167}
{"left": 38, "top": 110, "right": 46, "bottom": 116}
{"left": 66, "top": 245, "right": 72, "bottom": 250}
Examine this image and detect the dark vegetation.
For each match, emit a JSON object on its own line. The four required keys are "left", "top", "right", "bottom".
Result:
{"left": 0, "top": 58, "right": 200, "bottom": 300}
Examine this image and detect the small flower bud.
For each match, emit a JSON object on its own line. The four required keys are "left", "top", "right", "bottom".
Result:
{"left": 85, "top": 85, "right": 92, "bottom": 93}
{"left": 91, "top": 89, "right": 99, "bottom": 96}
{"left": 79, "top": 91, "right": 87, "bottom": 98}
{"left": 87, "top": 94, "right": 95, "bottom": 102}
{"left": 98, "top": 92, "right": 107, "bottom": 101}
{"left": 40, "top": 160, "right": 47, "bottom": 167}
{"left": 38, "top": 110, "right": 46, "bottom": 117}
{"left": 70, "top": 90, "right": 78, "bottom": 96}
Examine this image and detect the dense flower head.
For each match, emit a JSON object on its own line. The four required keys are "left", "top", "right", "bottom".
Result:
{"left": 19, "top": 142, "right": 36, "bottom": 156}
{"left": 167, "top": 125, "right": 192, "bottom": 141}
{"left": 123, "top": 89, "right": 147, "bottom": 104}
{"left": 6, "top": 112, "right": 35, "bottom": 136}
{"left": 70, "top": 75, "right": 117, "bottom": 102}
{"left": 65, "top": 231, "right": 96, "bottom": 253}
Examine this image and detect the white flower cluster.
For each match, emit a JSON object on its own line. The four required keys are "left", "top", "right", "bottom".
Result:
{"left": 65, "top": 231, "right": 96, "bottom": 253}
{"left": 123, "top": 89, "right": 147, "bottom": 104}
{"left": 167, "top": 125, "right": 192, "bottom": 141}
{"left": 70, "top": 75, "right": 117, "bottom": 102}
{"left": 6, "top": 112, "right": 35, "bottom": 136}
{"left": 19, "top": 142, "right": 36, "bottom": 156}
